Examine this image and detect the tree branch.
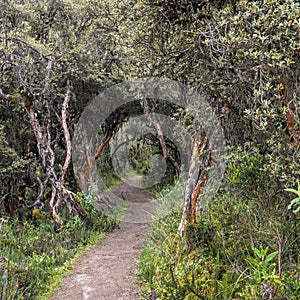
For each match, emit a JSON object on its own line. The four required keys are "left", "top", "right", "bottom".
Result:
{"left": 60, "top": 82, "right": 72, "bottom": 185}
{"left": 141, "top": 98, "right": 180, "bottom": 174}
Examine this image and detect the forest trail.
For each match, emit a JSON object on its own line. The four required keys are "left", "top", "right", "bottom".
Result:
{"left": 49, "top": 176, "right": 156, "bottom": 300}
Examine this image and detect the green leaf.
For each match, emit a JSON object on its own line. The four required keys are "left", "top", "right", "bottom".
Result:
{"left": 252, "top": 246, "right": 261, "bottom": 257}
{"left": 284, "top": 188, "right": 299, "bottom": 195}
{"left": 262, "top": 247, "right": 269, "bottom": 257}
{"left": 265, "top": 251, "right": 278, "bottom": 263}
{"left": 262, "top": 268, "right": 269, "bottom": 279}
{"left": 247, "top": 257, "right": 260, "bottom": 267}
{"left": 290, "top": 198, "right": 300, "bottom": 205}
{"left": 293, "top": 206, "right": 300, "bottom": 213}
{"left": 288, "top": 198, "right": 300, "bottom": 210}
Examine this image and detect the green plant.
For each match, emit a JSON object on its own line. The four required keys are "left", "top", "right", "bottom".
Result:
{"left": 138, "top": 149, "right": 300, "bottom": 299}
{"left": 285, "top": 181, "right": 300, "bottom": 213}
{"left": 0, "top": 195, "right": 116, "bottom": 299}
{"left": 246, "top": 246, "right": 279, "bottom": 285}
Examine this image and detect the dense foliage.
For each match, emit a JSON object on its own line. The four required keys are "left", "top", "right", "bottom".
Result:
{"left": 138, "top": 170, "right": 299, "bottom": 299}
{"left": 0, "top": 0, "right": 125, "bottom": 219}
{"left": 0, "top": 0, "right": 299, "bottom": 299}
{"left": 0, "top": 196, "right": 116, "bottom": 299}
{"left": 132, "top": 0, "right": 300, "bottom": 299}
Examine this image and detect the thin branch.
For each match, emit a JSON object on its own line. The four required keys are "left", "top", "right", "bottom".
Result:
{"left": 93, "top": 130, "right": 112, "bottom": 161}
{"left": 60, "top": 83, "right": 72, "bottom": 185}
{"left": 141, "top": 98, "right": 180, "bottom": 174}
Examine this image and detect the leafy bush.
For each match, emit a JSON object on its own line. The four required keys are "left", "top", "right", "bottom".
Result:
{"left": 137, "top": 151, "right": 300, "bottom": 299}
{"left": 0, "top": 195, "right": 116, "bottom": 300}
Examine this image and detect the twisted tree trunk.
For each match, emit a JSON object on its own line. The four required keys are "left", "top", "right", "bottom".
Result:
{"left": 1, "top": 83, "right": 88, "bottom": 224}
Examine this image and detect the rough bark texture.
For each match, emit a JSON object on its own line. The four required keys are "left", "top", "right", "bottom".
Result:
{"left": 93, "top": 130, "right": 112, "bottom": 161}
{"left": 178, "top": 135, "right": 210, "bottom": 234}
{"left": 0, "top": 84, "right": 87, "bottom": 223}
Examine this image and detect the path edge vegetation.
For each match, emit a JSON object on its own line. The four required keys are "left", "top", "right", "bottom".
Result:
{"left": 40, "top": 230, "right": 107, "bottom": 300}
{"left": 1, "top": 193, "right": 117, "bottom": 299}
{"left": 137, "top": 174, "right": 300, "bottom": 299}
{"left": 0, "top": 0, "right": 299, "bottom": 299}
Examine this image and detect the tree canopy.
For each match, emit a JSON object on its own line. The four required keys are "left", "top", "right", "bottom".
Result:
{"left": 0, "top": 0, "right": 299, "bottom": 238}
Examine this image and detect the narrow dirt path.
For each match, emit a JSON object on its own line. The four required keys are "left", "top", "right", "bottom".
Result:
{"left": 49, "top": 176, "right": 155, "bottom": 300}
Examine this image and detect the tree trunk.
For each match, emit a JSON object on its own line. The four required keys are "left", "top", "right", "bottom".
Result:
{"left": 178, "top": 135, "right": 211, "bottom": 235}
{"left": 1, "top": 84, "right": 88, "bottom": 224}
{"left": 78, "top": 129, "right": 113, "bottom": 193}
{"left": 141, "top": 98, "right": 180, "bottom": 174}
{"left": 278, "top": 77, "right": 300, "bottom": 146}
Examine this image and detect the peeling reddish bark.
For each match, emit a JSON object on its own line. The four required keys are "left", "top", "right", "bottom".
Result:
{"left": 278, "top": 77, "right": 299, "bottom": 146}
{"left": 178, "top": 135, "right": 210, "bottom": 235}
{"left": 191, "top": 152, "right": 211, "bottom": 224}
{"left": 93, "top": 130, "right": 112, "bottom": 161}
{"left": 60, "top": 86, "right": 72, "bottom": 185}
{"left": 78, "top": 128, "right": 113, "bottom": 193}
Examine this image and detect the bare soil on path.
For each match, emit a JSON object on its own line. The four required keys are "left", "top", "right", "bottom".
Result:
{"left": 49, "top": 176, "right": 156, "bottom": 300}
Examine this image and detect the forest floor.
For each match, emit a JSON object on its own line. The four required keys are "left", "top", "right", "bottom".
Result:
{"left": 49, "top": 176, "right": 157, "bottom": 300}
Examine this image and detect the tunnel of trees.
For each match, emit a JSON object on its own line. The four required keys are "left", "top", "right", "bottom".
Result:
{"left": 0, "top": 0, "right": 299, "bottom": 299}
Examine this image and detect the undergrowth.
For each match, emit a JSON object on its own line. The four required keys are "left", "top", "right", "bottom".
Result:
{"left": 137, "top": 148, "right": 300, "bottom": 299}
{"left": 0, "top": 194, "right": 116, "bottom": 300}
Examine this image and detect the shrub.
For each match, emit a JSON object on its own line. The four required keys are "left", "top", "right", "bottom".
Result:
{"left": 0, "top": 194, "right": 116, "bottom": 300}
{"left": 137, "top": 150, "right": 300, "bottom": 299}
